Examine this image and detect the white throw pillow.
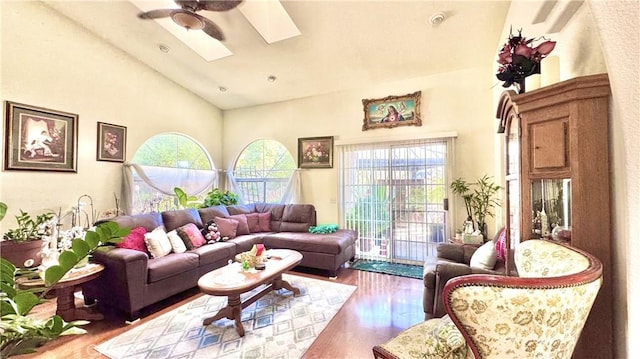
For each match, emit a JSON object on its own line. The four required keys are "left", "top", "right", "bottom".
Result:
{"left": 144, "top": 227, "right": 172, "bottom": 259}
{"left": 470, "top": 241, "right": 497, "bottom": 270}
{"left": 167, "top": 230, "right": 187, "bottom": 253}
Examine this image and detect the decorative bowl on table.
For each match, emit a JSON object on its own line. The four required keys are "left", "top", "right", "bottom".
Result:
{"left": 234, "top": 252, "right": 265, "bottom": 268}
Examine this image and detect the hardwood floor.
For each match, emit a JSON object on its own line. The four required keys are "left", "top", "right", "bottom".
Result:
{"left": 20, "top": 266, "right": 424, "bottom": 359}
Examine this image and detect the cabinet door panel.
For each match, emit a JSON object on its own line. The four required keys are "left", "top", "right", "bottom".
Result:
{"left": 530, "top": 120, "right": 568, "bottom": 172}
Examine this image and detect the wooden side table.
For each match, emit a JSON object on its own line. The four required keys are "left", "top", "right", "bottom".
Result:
{"left": 17, "top": 263, "right": 105, "bottom": 322}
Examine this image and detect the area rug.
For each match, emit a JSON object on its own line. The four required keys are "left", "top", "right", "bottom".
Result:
{"left": 350, "top": 259, "right": 423, "bottom": 279}
{"left": 94, "top": 274, "right": 356, "bottom": 359}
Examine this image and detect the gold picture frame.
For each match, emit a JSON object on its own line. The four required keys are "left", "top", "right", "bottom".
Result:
{"left": 3, "top": 101, "right": 78, "bottom": 172}
{"left": 362, "top": 91, "right": 422, "bottom": 131}
{"left": 298, "top": 136, "right": 334, "bottom": 169}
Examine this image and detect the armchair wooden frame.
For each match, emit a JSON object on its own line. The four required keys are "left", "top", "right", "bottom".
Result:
{"left": 373, "top": 240, "right": 603, "bottom": 359}
{"left": 443, "top": 240, "right": 603, "bottom": 359}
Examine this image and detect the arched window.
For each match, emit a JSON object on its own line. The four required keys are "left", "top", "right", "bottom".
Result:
{"left": 127, "top": 133, "right": 216, "bottom": 214}
{"left": 233, "top": 139, "right": 296, "bottom": 203}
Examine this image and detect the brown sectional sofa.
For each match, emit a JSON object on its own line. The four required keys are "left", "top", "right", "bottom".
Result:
{"left": 83, "top": 203, "right": 357, "bottom": 320}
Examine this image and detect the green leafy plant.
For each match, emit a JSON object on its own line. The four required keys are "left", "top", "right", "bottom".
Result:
{"left": 3, "top": 211, "right": 54, "bottom": 242}
{"left": 0, "top": 221, "right": 129, "bottom": 357}
{"left": 173, "top": 187, "right": 200, "bottom": 209}
{"left": 450, "top": 175, "right": 501, "bottom": 237}
{"left": 0, "top": 202, "right": 7, "bottom": 222}
{"left": 202, "top": 188, "right": 239, "bottom": 207}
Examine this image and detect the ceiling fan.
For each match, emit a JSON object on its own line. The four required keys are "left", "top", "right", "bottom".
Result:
{"left": 137, "top": 0, "right": 243, "bottom": 41}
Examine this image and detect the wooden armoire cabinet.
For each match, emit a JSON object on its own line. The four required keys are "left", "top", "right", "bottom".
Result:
{"left": 496, "top": 73, "right": 612, "bottom": 359}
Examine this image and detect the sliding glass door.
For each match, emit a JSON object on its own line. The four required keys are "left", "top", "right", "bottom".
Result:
{"left": 339, "top": 138, "right": 451, "bottom": 265}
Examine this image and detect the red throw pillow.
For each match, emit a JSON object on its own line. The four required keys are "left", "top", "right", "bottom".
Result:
{"left": 229, "top": 214, "right": 250, "bottom": 235}
{"left": 258, "top": 212, "right": 271, "bottom": 232}
{"left": 495, "top": 228, "right": 507, "bottom": 262}
{"left": 245, "top": 213, "right": 261, "bottom": 233}
{"left": 214, "top": 217, "right": 239, "bottom": 239}
{"left": 116, "top": 226, "right": 148, "bottom": 253}
{"left": 177, "top": 223, "right": 207, "bottom": 250}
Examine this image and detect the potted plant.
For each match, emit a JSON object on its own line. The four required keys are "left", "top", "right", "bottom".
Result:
{"left": 450, "top": 175, "right": 501, "bottom": 239}
{"left": 202, "top": 188, "right": 239, "bottom": 207}
{"left": 1, "top": 210, "right": 54, "bottom": 268}
{"left": 0, "top": 221, "right": 129, "bottom": 357}
{"left": 173, "top": 187, "right": 240, "bottom": 209}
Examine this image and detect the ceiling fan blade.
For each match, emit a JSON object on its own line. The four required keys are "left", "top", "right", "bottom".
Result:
{"left": 138, "top": 9, "right": 175, "bottom": 20}
{"left": 195, "top": 14, "right": 225, "bottom": 41}
{"left": 197, "top": 0, "right": 243, "bottom": 12}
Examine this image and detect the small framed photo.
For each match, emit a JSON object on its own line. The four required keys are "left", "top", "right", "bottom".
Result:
{"left": 362, "top": 91, "right": 422, "bottom": 131}
{"left": 298, "top": 136, "right": 334, "bottom": 169}
{"left": 3, "top": 101, "right": 78, "bottom": 172}
{"left": 97, "top": 122, "right": 126, "bottom": 162}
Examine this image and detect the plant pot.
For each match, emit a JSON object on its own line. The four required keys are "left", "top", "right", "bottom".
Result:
{"left": 0, "top": 239, "right": 43, "bottom": 268}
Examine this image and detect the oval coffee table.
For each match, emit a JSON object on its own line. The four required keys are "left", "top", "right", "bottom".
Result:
{"left": 197, "top": 249, "right": 303, "bottom": 337}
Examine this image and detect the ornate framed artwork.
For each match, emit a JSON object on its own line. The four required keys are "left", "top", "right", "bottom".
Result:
{"left": 362, "top": 91, "right": 422, "bottom": 131}
{"left": 298, "top": 136, "right": 334, "bottom": 169}
{"left": 97, "top": 122, "right": 126, "bottom": 163}
{"left": 3, "top": 101, "right": 78, "bottom": 172}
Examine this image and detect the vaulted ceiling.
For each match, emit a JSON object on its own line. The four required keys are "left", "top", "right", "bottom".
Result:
{"left": 43, "top": 1, "right": 574, "bottom": 111}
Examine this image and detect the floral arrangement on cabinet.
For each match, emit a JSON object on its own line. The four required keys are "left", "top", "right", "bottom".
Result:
{"left": 496, "top": 27, "right": 556, "bottom": 93}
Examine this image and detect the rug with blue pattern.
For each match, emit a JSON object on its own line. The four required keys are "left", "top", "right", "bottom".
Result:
{"left": 95, "top": 274, "right": 356, "bottom": 358}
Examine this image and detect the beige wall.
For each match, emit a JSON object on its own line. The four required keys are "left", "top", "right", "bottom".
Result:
{"left": 588, "top": 2, "right": 640, "bottom": 358}
{"left": 223, "top": 67, "right": 497, "bottom": 228}
{"left": 1, "top": 1, "right": 637, "bottom": 357}
{"left": 0, "top": 1, "right": 224, "bottom": 232}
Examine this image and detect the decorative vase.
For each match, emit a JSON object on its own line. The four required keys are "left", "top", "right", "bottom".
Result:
{"left": 0, "top": 239, "right": 44, "bottom": 268}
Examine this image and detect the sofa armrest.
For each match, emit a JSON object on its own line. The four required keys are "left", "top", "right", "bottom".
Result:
{"left": 433, "top": 262, "right": 474, "bottom": 317}
{"left": 437, "top": 243, "right": 480, "bottom": 264}
{"left": 89, "top": 247, "right": 149, "bottom": 316}
{"left": 93, "top": 247, "right": 148, "bottom": 285}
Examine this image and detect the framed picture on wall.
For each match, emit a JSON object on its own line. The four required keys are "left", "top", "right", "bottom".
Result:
{"left": 298, "top": 136, "right": 334, "bottom": 169}
{"left": 3, "top": 101, "right": 78, "bottom": 172}
{"left": 361, "top": 91, "right": 422, "bottom": 131}
{"left": 97, "top": 122, "right": 126, "bottom": 162}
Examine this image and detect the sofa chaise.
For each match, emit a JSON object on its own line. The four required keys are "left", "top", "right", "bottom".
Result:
{"left": 83, "top": 203, "right": 357, "bottom": 320}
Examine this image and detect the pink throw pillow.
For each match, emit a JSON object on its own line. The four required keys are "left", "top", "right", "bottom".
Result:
{"left": 495, "top": 229, "right": 507, "bottom": 262}
{"left": 245, "top": 213, "right": 261, "bottom": 233}
{"left": 116, "top": 226, "right": 148, "bottom": 253}
{"left": 258, "top": 212, "right": 271, "bottom": 232}
{"left": 214, "top": 217, "right": 239, "bottom": 239}
{"left": 177, "top": 223, "right": 207, "bottom": 249}
{"left": 229, "top": 214, "right": 250, "bottom": 235}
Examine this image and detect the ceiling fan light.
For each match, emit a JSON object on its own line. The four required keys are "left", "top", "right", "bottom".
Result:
{"left": 171, "top": 12, "right": 205, "bottom": 31}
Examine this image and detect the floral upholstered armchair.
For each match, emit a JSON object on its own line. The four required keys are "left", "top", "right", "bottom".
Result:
{"left": 373, "top": 239, "right": 603, "bottom": 359}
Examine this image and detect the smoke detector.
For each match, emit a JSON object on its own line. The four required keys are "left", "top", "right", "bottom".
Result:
{"left": 429, "top": 12, "right": 446, "bottom": 25}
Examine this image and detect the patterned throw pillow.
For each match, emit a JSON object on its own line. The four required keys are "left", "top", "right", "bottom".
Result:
{"left": 144, "top": 226, "right": 172, "bottom": 259}
{"left": 214, "top": 217, "right": 239, "bottom": 239}
{"left": 116, "top": 226, "right": 148, "bottom": 253}
{"left": 176, "top": 223, "right": 207, "bottom": 250}
{"left": 201, "top": 220, "right": 222, "bottom": 242}
{"left": 258, "top": 212, "right": 271, "bottom": 232}
{"left": 422, "top": 315, "right": 468, "bottom": 358}
{"left": 245, "top": 213, "right": 261, "bottom": 233}
{"left": 167, "top": 230, "right": 187, "bottom": 253}
{"left": 380, "top": 315, "right": 467, "bottom": 359}
{"left": 495, "top": 228, "right": 507, "bottom": 262}
{"left": 229, "top": 214, "right": 250, "bottom": 235}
